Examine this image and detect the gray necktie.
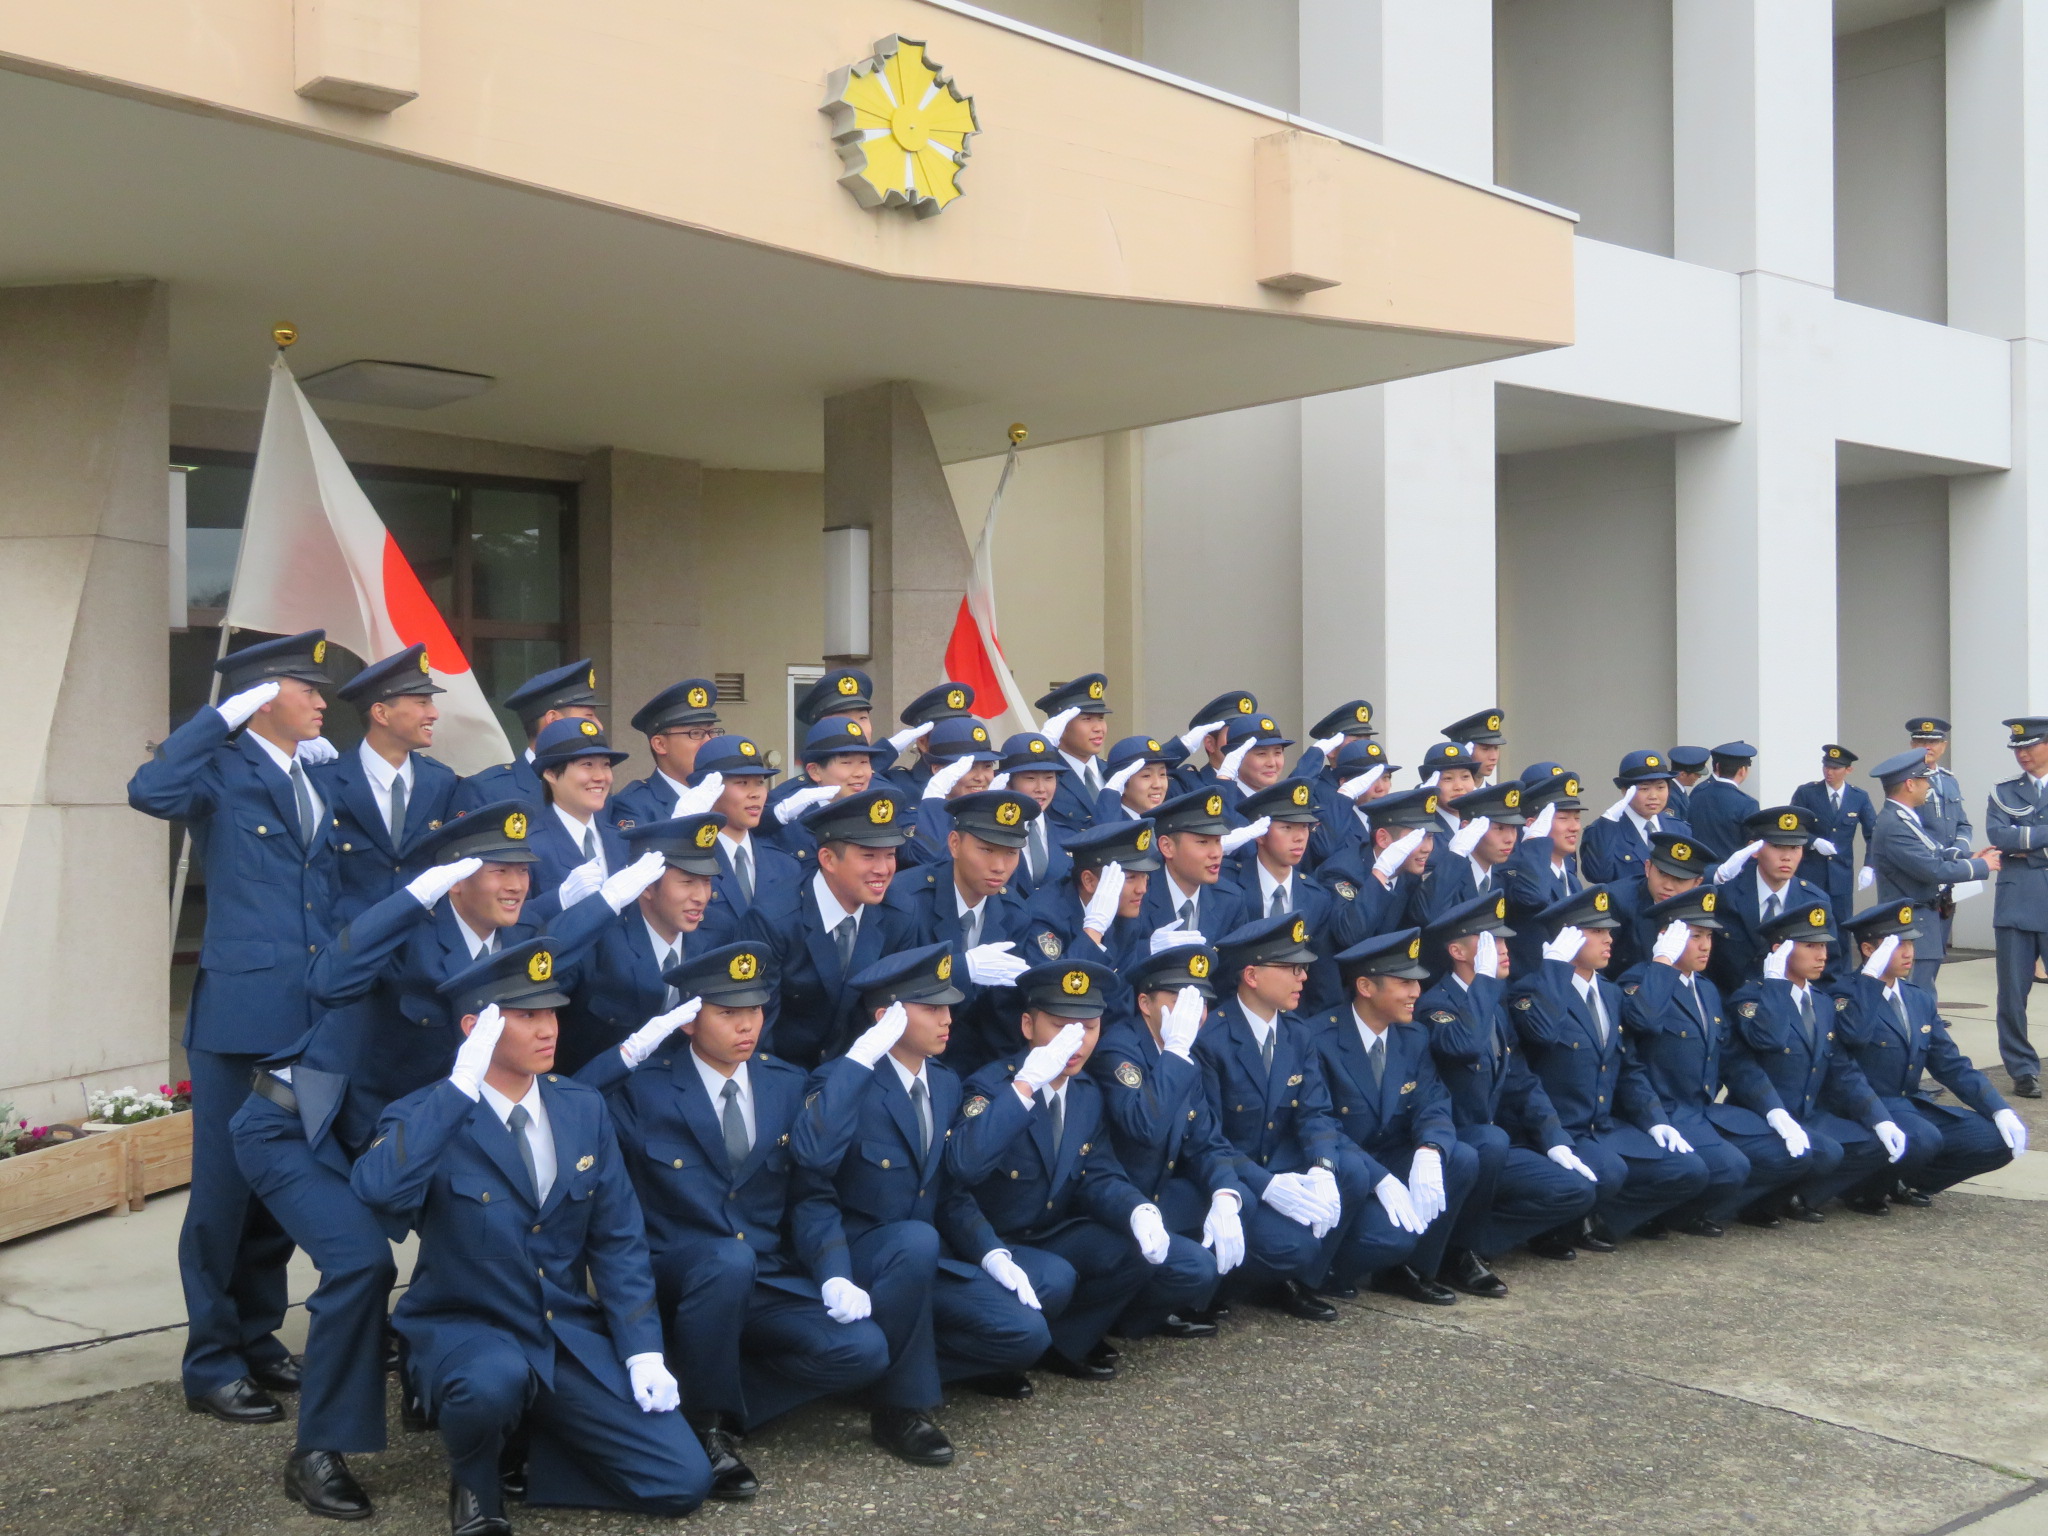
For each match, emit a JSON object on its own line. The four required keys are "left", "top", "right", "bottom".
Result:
{"left": 733, "top": 843, "right": 754, "bottom": 906}
{"left": 834, "top": 916, "right": 858, "bottom": 974}
{"left": 1888, "top": 988, "right": 1913, "bottom": 1045}
{"left": 1044, "top": 1088, "right": 1064, "bottom": 1153}
{"left": 389, "top": 772, "right": 408, "bottom": 844}
{"left": 720, "top": 1079, "right": 750, "bottom": 1167}
{"left": 961, "top": 906, "right": 980, "bottom": 951}
{"left": 1084, "top": 762, "right": 1101, "bottom": 795}
{"left": 1259, "top": 1024, "right": 1275, "bottom": 1075}
{"left": 1365, "top": 1031, "right": 1385, "bottom": 1087}
{"left": 1474, "top": 870, "right": 1491, "bottom": 894}
{"left": 1763, "top": 892, "right": 1781, "bottom": 923}
{"left": 581, "top": 824, "right": 597, "bottom": 862}
{"left": 1586, "top": 982, "right": 1610, "bottom": 1045}
{"left": 1798, "top": 989, "right": 1819, "bottom": 1047}
{"left": 663, "top": 944, "right": 682, "bottom": 1009}
{"left": 1027, "top": 822, "right": 1047, "bottom": 882}
{"left": 1180, "top": 897, "right": 1197, "bottom": 931}
{"left": 290, "top": 760, "right": 317, "bottom": 846}
{"left": 504, "top": 1104, "right": 541, "bottom": 1202}
{"left": 910, "top": 1076, "right": 932, "bottom": 1157}
{"left": 1268, "top": 883, "right": 1289, "bottom": 918}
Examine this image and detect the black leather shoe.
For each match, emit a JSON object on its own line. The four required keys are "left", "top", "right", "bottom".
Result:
{"left": 1084, "top": 1339, "right": 1121, "bottom": 1367}
{"left": 285, "top": 1450, "right": 372, "bottom": 1521}
{"left": 1892, "top": 1181, "right": 1933, "bottom": 1207}
{"left": 699, "top": 1419, "right": 759, "bottom": 1501}
{"left": 1782, "top": 1194, "right": 1825, "bottom": 1224}
{"left": 1373, "top": 1265, "right": 1457, "bottom": 1306}
{"left": 1445, "top": 1249, "right": 1509, "bottom": 1299}
{"left": 962, "top": 1372, "right": 1033, "bottom": 1400}
{"left": 1313, "top": 1277, "right": 1359, "bottom": 1299}
{"left": 1039, "top": 1348, "right": 1116, "bottom": 1381}
{"left": 2013, "top": 1074, "right": 2041, "bottom": 1099}
{"left": 871, "top": 1408, "right": 955, "bottom": 1466}
{"left": 497, "top": 1448, "right": 527, "bottom": 1503}
{"left": 1635, "top": 1218, "right": 1671, "bottom": 1241}
{"left": 1527, "top": 1231, "right": 1578, "bottom": 1261}
{"left": 1737, "top": 1200, "right": 1783, "bottom": 1228}
{"left": 1156, "top": 1313, "right": 1219, "bottom": 1338}
{"left": 1844, "top": 1191, "right": 1891, "bottom": 1215}
{"left": 1579, "top": 1218, "right": 1618, "bottom": 1253}
{"left": 251, "top": 1355, "right": 303, "bottom": 1393}
{"left": 1675, "top": 1216, "right": 1725, "bottom": 1238}
{"left": 185, "top": 1377, "right": 283, "bottom": 1425}
{"left": 1277, "top": 1280, "right": 1339, "bottom": 1322}
{"left": 448, "top": 1479, "right": 511, "bottom": 1536}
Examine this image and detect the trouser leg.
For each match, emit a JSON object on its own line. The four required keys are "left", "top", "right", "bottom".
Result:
{"left": 1676, "top": 1136, "right": 1752, "bottom": 1225}
{"left": 1446, "top": 1125, "right": 1508, "bottom": 1253}
{"left": 1916, "top": 1109, "right": 2013, "bottom": 1192}
{"left": 933, "top": 1269, "right": 1052, "bottom": 1382}
{"left": 432, "top": 1336, "right": 533, "bottom": 1520}
{"left": 1114, "top": 1233, "right": 1217, "bottom": 1337}
{"left": 653, "top": 1240, "right": 754, "bottom": 1421}
{"left": 1031, "top": 1222, "right": 1152, "bottom": 1362}
{"left": 1475, "top": 1147, "right": 1598, "bottom": 1253}
{"left": 1995, "top": 927, "right": 2046, "bottom": 1079}
{"left": 737, "top": 1285, "right": 891, "bottom": 1428}
{"left": 524, "top": 1348, "right": 711, "bottom": 1514}
{"left": 848, "top": 1222, "right": 942, "bottom": 1410}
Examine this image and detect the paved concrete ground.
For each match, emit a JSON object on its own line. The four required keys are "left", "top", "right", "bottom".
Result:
{"left": 1, "top": 954, "right": 2044, "bottom": 1534}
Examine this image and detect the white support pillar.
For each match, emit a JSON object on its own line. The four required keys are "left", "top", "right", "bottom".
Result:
{"left": 1670, "top": 0, "right": 1838, "bottom": 804}
{"left": 1296, "top": 0, "right": 1499, "bottom": 770}
{"left": 1946, "top": 0, "right": 2048, "bottom": 943}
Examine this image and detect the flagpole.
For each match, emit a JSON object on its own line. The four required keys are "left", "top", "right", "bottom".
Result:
{"left": 168, "top": 324, "right": 296, "bottom": 951}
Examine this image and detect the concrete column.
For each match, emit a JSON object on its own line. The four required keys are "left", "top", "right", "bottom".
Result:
{"left": 1946, "top": 0, "right": 2048, "bottom": 944}
{"left": 0, "top": 282, "right": 170, "bottom": 1123}
{"left": 1670, "top": 1, "right": 1839, "bottom": 804}
{"left": 1296, "top": 0, "right": 1499, "bottom": 769}
{"left": 579, "top": 447, "right": 704, "bottom": 782}
{"left": 823, "top": 383, "right": 971, "bottom": 728}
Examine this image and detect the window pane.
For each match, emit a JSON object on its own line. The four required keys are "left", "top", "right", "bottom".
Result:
{"left": 181, "top": 463, "right": 252, "bottom": 609}
{"left": 470, "top": 489, "right": 564, "bottom": 623}
{"left": 362, "top": 477, "right": 459, "bottom": 615}
{"left": 476, "top": 637, "right": 564, "bottom": 746}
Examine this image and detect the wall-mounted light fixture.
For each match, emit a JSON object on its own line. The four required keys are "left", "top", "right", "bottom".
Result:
{"left": 822, "top": 526, "right": 872, "bottom": 662}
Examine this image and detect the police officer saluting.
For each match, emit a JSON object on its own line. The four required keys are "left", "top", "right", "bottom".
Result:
{"left": 1143, "top": 788, "right": 1255, "bottom": 940}
{"left": 524, "top": 718, "right": 631, "bottom": 911}
{"left": 1792, "top": 745, "right": 1875, "bottom": 915}
{"left": 690, "top": 734, "right": 799, "bottom": 927}
{"left": 321, "top": 643, "right": 458, "bottom": 922}
{"left": 128, "top": 630, "right": 337, "bottom": 1426}
{"left": 1867, "top": 750, "right": 2000, "bottom": 990}
{"left": 1440, "top": 708, "right": 1506, "bottom": 787}
{"left": 450, "top": 659, "right": 604, "bottom": 814}
{"left": 1707, "top": 806, "right": 1835, "bottom": 996}
{"left": 1581, "top": 751, "right": 1680, "bottom": 886}
{"left": 608, "top": 678, "right": 721, "bottom": 830}
{"left": 759, "top": 720, "right": 895, "bottom": 866}
{"left": 883, "top": 683, "right": 980, "bottom": 795}
{"left": 1036, "top": 673, "right": 1113, "bottom": 837}
{"left": 998, "top": 731, "right": 1075, "bottom": 899}
{"left": 761, "top": 668, "right": 874, "bottom": 825}
{"left": 1987, "top": 717, "right": 2048, "bottom": 1097}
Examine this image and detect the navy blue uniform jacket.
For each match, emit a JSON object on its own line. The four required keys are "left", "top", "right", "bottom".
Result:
{"left": 951, "top": 1056, "right": 1148, "bottom": 1245}
{"left": 1506, "top": 960, "right": 1668, "bottom": 1154}
{"left": 1416, "top": 975, "right": 1569, "bottom": 1149}
{"left": 314, "top": 748, "right": 459, "bottom": 923}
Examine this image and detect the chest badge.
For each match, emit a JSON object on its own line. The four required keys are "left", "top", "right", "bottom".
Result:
{"left": 1287, "top": 1073, "right": 1304, "bottom": 1086}
{"left": 575, "top": 1155, "right": 594, "bottom": 1172}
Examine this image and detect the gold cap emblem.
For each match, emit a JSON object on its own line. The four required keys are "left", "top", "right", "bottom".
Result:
{"left": 946, "top": 689, "right": 966, "bottom": 710}
{"left": 1808, "top": 907, "right": 1827, "bottom": 928}
{"left": 1029, "top": 738, "right": 1046, "bottom": 753}
{"left": 587, "top": 668, "right": 597, "bottom": 689}
{"left": 504, "top": 812, "right": 528, "bottom": 840}
{"left": 1672, "top": 842, "right": 1692, "bottom": 861}
{"left": 1408, "top": 937, "right": 1421, "bottom": 959}
{"left": 312, "top": 639, "right": 327, "bottom": 664}
{"left": 687, "top": 685, "right": 710, "bottom": 709}
{"left": 1425, "top": 794, "right": 1440, "bottom": 814}
{"left": 1135, "top": 828, "right": 1153, "bottom": 851}
{"left": 1565, "top": 777, "right": 1581, "bottom": 796}
{"left": 579, "top": 719, "right": 599, "bottom": 736}
{"left": 1593, "top": 891, "right": 1610, "bottom": 912}
{"left": 1205, "top": 794, "right": 1223, "bottom": 817}
{"left": 418, "top": 650, "right": 431, "bottom": 673}
{"left": 995, "top": 800, "right": 1022, "bottom": 826}
{"left": 1926, "top": 721, "right": 1940, "bottom": 734}
{"left": 1146, "top": 739, "right": 1161, "bottom": 752}
{"left": 739, "top": 740, "right": 757, "bottom": 757}
{"left": 694, "top": 823, "right": 718, "bottom": 848}
{"left": 936, "top": 953, "right": 953, "bottom": 981}
{"left": 1292, "top": 784, "right": 1310, "bottom": 806}
{"left": 846, "top": 721, "right": 864, "bottom": 736}
{"left": 1778, "top": 812, "right": 1799, "bottom": 832}
{"left": 1087, "top": 680, "right": 1104, "bottom": 700}
{"left": 870, "top": 798, "right": 896, "bottom": 824}
{"left": 1898, "top": 904, "right": 1913, "bottom": 924}
{"left": 1445, "top": 745, "right": 1461, "bottom": 758}
{"left": 1187, "top": 953, "right": 1210, "bottom": 978}
{"left": 1259, "top": 718, "right": 1276, "bottom": 733}
{"left": 1236, "top": 697, "right": 1254, "bottom": 714}
{"left": 1645, "top": 754, "right": 1660, "bottom": 767}
{"left": 527, "top": 951, "right": 553, "bottom": 982}
{"left": 837, "top": 675, "right": 859, "bottom": 696}
{"left": 1504, "top": 787, "right": 1521, "bottom": 808}
{"left": 1356, "top": 705, "right": 1371, "bottom": 722}
{"left": 1291, "top": 918, "right": 1307, "bottom": 944}
{"left": 971, "top": 726, "right": 988, "bottom": 742}
{"left": 1487, "top": 714, "right": 1502, "bottom": 731}
{"left": 729, "top": 952, "right": 759, "bottom": 981}
{"left": 1496, "top": 896, "right": 1507, "bottom": 919}
{"left": 1701, "top": 891, "right": 1716, "bottom": 912}
{"left": 1061, "top": 970, "right": 1091, "bottom": 996}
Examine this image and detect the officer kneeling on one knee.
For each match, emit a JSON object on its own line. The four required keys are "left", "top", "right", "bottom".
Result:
{"left": 350, "top": 942, "right": 710, "bottom": 1535}
{"left": 948, "top": 961, "right": 1200, "bottom": 1380}
{"left": 792, "top": 942, "right": 1059, "bottom": 1428}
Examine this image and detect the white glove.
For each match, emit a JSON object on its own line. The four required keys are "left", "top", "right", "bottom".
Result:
{"left": 1599, "top": 791, "right": 1630, "bottom": 823}
{"left": 1375, "top": 1173, "right": 1426, "bottom": 1235}
{"left": 966, "top": 941, "right": 1030, "bottom": 987}
{"left": 821, "top": 1277, "right": 873, "bottom": 1324}
{"left": 406, "top": 856, "right": 483, "bottom": 909}
{"left": 989, "top": 771, "right": 1011, "bottom": 791}
{"left": 1542, "top": 926, "right": 1586, "bottom": 964}
{"left": 1312, "top": 731, "right": 1348, "bottom": 759}
{"left": 923, "top": 756, "right": 974, "bottom": 800}
{"left": 294, "top": 736, "right": 339, "bottom": 766}
{"left": 1304, "top": 1163, "right": 1341, "bottom": 1211}
{"left": 1219, "top": 816, "right": 1270, "bottom": 855}
{"left": 1652, "top": 921, "right": 1689, "bottom": 965}
{"left": 1811, "top": 838, "right": 1839, "bottom": 858}
{"left": 1861, "top": 935, "right": 1900, "bottom": 979}
{"left": 1201, "top": 1190, "right": 1245, "bottom": 1274}
{"left": 1150, "top": 918, "right": 1205, "bottom": 952}
{"left": 845, "top": 1001, "right": 908, "bottom": 1069}
{"left": 556, "top": 857, "right": 604, "bottom": 909}
{"left": 1260, "top": 1170, "right": 1329, "bottom": 1230}
{"left": 885, "top": 721, "right": 933, "bottom": 756}
{"left": 1857, "top": 865, "right": 1877, "bottom": 891}
{"left": 1159, "top": 986, "right": 1204, "bottom": 1060}
{"left": 1420, "top": 771, "right": 1441, "bottom": 789}
{"left": 774, "top": 785, "right": 838, "bottom": 825}
{"left": 1338, "top": 766, "right": 1385, "bottom": 802}
{"left": 1547, "top": 1144, "right": 1599, "bottom": 1182}
{"left": 625, "top": 1353, "right": 680, "bottom": 1414}
{"left": 1129, "top": 1203, "right": 1171, "bottom": 1265}
{"left": 620, "top": 998, "right": 700, "bottom": 1069}
{"left": 1715, "top": 840, "right": 1764, "bottom": 884}
{"left": 1218, "top": 738, "right": 1256, "bottom": 786}
{"left": 1406, "top": 1147, "right": 1446, "bottom": 1225}
{"left": 980, "top": 1249, "right": 1041, "bottom": 1310}
{"left": 1525, "top": 802, "right": 1556, "bottom": 840}
{"left": 1080, "top": 860, "right": 1126, "bottom": 937}
{"left": 449, "top": 1004, "right": 503, "bottom": 1101}
{"left": 1040, "top": 705, "right": 1082, "bottom": 745}
{"left": 600, "top": 850, "right": 668, "bottom": 912}
{"left": 1015, "top": 1022, "right": 1087, "bottom": 1094}
{"left": 1995, "top": 1107, "right": 2029, "bottom": 1155}
{"left": 1448, "top": 816, "right": 1491, "bottom": 859}
{"left": 674, "top": 771, "right": 723, "bottom": 818}
{"left": 1765, "top": 1107, "right": 1811, "bottom": 1158}
{"left": 1649, "top": 1124, "right": 1695, "bottom": 1155}
{"left": 1373, "top": 828, "right": 1426, "bottom": 883}
{"left": 1762, "top": 941, "right": 1790, "bottom": 981}
{"left": 1473, "top": 930, "right": 1500, "bottom": 980}
{"left": 1105, "top": 758, "right": 1145, "bottom": 797}
{"left": 1177, "top": 720, "right": 1225, "bottom": 760}
{"left": 216, "top": 680, "right": 281, "bottom": 730}
{"left": 1875, "top": 1119, "right": 1909, "bottom": 1162}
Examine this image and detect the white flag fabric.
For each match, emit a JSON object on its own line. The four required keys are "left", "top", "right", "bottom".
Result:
{"left": 225, "top": 357, "right": 513, "bottom": 774}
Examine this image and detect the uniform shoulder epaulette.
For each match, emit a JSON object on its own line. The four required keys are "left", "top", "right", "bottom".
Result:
{"left": 1736, "top": 1001, "right": 1757, "bottom": 1018}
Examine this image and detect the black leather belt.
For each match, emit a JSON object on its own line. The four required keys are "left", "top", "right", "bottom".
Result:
{"left": 249, "top": 1069, "right": 299, "bottom": 1114}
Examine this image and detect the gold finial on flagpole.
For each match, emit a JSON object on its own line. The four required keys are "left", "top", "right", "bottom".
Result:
{"left": 273, "top": 323, "right": 299, "bottom": 349}
{"left": 1007, "top": 422, "right": 1028, "bottom": 445}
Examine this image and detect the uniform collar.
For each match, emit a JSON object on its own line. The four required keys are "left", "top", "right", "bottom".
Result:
{"left": 357, "top": 738, "right": 412, "bottom": 792}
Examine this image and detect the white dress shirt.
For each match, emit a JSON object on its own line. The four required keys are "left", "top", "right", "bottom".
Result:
{"left": 553, "top": 801, "right": 609, "bottom": 870}
{"left": 453, "top": 911, "right": 498, "bottom": 960}
{"left": 479, "top": 1077, "right": 557, "bottom": 1204}
{"left": 1239, "top": 997, "right": 1279, "bottom": 1057}
{"left": 1253, "top": 860, "right": 1295, "bottom": 914}
{"left": 1164, "top": 869, "right": 1205, "bottom": 928}
{"left": 249, "top": 732, "right": 326, "bottom": 826}
{"left": 1061, "top": 750, "right": 1100, "bottom": 794}
{"left": 357, "top": 739, "right": 414, "bottom": 836}
{"left": 813, "top": 870, "right": 862, "bottom": 937}
{"left": 1571, "top": 972, "right": 1612, "bottom": 1042}
{"left": 1352, "top": 1008, "right": 1390, "bottom": 1060}
{"left": 954, "top": 885, "right": 989, "bottom": 949}
{"left": 691, "top": 1050, "right": 755, "bottom": 1149}
{"left": 1755, "top": 871, "right": 1792, "bottom": 920}
{"left": 657, "top": 768, "right": 691, "bottom": 808}
{"left": 1622, "top": 802, "right": 1659, "bottom": 840}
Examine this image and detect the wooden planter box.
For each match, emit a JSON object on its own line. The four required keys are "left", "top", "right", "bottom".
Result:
{"left": 0, "top": 1113, "right": 194, "bottom": 1244}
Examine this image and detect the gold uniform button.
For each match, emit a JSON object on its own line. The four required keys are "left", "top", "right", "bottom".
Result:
{"left": 480, "top": 1192, "right": 490, "bottom": 1203}
{"left": 735, "top": 1232, "right": 745, "bottom": 1241}
{"left": 537, "top": 1266, "right": 545, "bottom": 1277}
{"left": 1009, "top": 1170, "right": 1019, "bottom": 1179}
{"left": 673, "top": 1159, "right": 683, "bottom": 1168}
{"left": 531, "top": 1224, "right": 541, "bottom": 1234}
{"left": 256, "top": 825, "right": 268, "bottom": 835}
{"left": 880, "top": 1159, "right": 891, "bottom": 1169}
{"left": 544, "top": 1309, "right": 553, "bottom": 1320}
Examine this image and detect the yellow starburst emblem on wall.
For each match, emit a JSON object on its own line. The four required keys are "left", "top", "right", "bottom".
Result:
{"left": 823, "top": 36, "right": 979, "bottom": 217}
